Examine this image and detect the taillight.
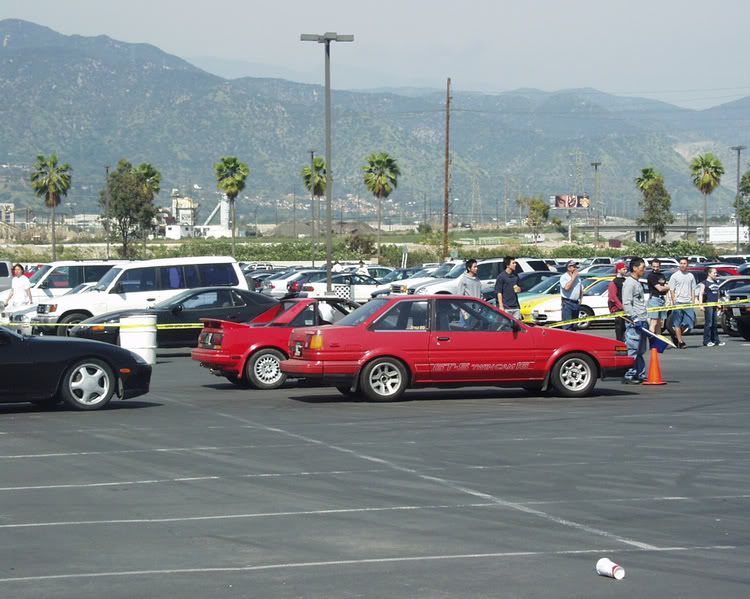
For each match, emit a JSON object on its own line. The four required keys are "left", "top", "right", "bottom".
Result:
{"left": 210, "top": 332, "right": 223, "bottom": 349}
{"left": 307, "top": 331, "right": 324, "bottom": 350}
{"left": 302, "top": 285, "right": 314, "bottom": 292}
{"left": 289, "top": 281, "right": 301, "bottom": 292}
{"left": 615, "top": 344, "right": 628, "bottom": 356}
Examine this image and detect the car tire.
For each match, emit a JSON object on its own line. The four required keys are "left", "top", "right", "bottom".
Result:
{"left": 59, "top": 358, "right": 116, "bottom": 410}
{"left": 738, "top": 319, "right": 750, "bottom": 342}
{"left": 359, "top": 357, "right": 408, "bottom": 402}
{"left": 722, "top": 312, "right": 740, "bottom": 337}
{"left": 575, "top": 306, "right": 594, "bottom": 330}
{"left": 58, "top": 312, "right": 89, "bottom": 337}
{"left": 246, "top": 349, "right": 287, "bottom": 390}
{"left": 549, "top": 352, "right": 597, "bottom": 398}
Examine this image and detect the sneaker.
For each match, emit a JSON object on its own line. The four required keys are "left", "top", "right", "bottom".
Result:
{"left": 717, "top": 342, "right": 726, "bottom": 347}
{"left": 679, "top": 342, "right": 687, "bottom": 349}
{"left": 623, "top": 377, "right": 642, "bottom": 385}
{"left": 705, "top": 342, "right": 715, "bottom": 347}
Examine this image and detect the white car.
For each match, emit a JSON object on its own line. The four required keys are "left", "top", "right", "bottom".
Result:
{"left": 32, "top": 256, "right": 247, "bottom": 335}
{"left": 531, "top": 277, "right": 650, "bottom": 329}
{"left": 390, "top": 261, "right": 463, "bottom": 295}
{"left": 301, "top": 273, "right": 381, "bottom": 303}
{"left": 412, "top": 257, "right": 554, "bottom": 296}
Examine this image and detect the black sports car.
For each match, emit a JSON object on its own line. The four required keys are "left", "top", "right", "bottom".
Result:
{"left": 0, "top": 327, "right": 151, "bottom": 410}
{"left": 70, "top": 287, "right": 278, "bottom": 348}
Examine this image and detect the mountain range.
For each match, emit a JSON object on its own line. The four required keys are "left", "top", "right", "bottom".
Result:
{"left": 1, "top": 18, "right": 749, "bottom": 223}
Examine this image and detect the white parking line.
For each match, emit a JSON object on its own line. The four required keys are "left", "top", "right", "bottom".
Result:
{"left": 0, "top": 545, "right": 734, "bottom": 584}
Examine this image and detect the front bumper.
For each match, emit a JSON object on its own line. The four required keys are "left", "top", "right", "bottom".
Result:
{"left": 121, "top": 363, "right": 152, "bottom": 399}
{"left": 31, "top": 314, "right": 60, "bottom": 335}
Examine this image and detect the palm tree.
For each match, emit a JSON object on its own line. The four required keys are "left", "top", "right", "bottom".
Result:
{"left": 301, "top": 157, "right": 326, "bottom": 263}
{"left": 635, "top": 167, "right": 660, "bottom": 192}
{"left": 362, "top": 152, "right": 401, "bottom": 259}
{"left": 214, "top": 156, "right": 250, "bottom": 257}
{"left": 690, "top": 153, "right": 725, "bottom": 242}
{"left": 30, "top": 154, "right": 72, "bottom": 261}
{"left": 135, "top": 163, "right": 161, "bottom": 196}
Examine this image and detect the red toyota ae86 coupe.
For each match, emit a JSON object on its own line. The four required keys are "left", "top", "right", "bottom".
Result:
{"left": 281, "top": 296, "right": 633, "bottom": 401}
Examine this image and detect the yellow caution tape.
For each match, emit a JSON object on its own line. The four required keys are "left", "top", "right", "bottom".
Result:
{"left": 546, "top": 298, "right": 750, "bottom": 329}
{"left": 3, "top": 321, "right": 204, "bottom": 330}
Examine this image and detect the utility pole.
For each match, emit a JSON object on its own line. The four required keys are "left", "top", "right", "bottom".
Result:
{"left": 731, "top": 145, "right": 746, "bottom": 253}
{"left": 591, "top": 161, "right": 601, "bottom": 246}
{"left": 442, "top": 77, "right": 451, "bottom": 261}
{"left": 292, "top": 184, "right": 296, "bottom": 239}
{"left": 503, "top": 174, "right": 509, "bottom": 227}
{"left": 104, "top": 165, "right": 110, "bottom": 259}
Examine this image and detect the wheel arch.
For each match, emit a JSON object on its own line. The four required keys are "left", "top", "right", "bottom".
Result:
{"left": 58, "top": 309, "right": 94, "bottom": 323}
{"left": 55, "top": 355, "right": 121, "bottom": 399}
{"left": 241, "top": 343, "right": 289, "bottom": 373}
{"left": 542, "top": 348, "right": 602, "bottom": 386}
{"left": 355, "top": 353, "right": 414, "bottom": 391}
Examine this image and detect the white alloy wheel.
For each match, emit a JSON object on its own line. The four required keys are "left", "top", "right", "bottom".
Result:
{"left": 61, "top": 359, "right": 115, "bottom": 410}
{"left": 247, "top": 349, "right": 287, "bottom": 390}
{"left": 550, "top": 353, "right": 596, "bottom": 397}
{"left": 361, "top": 358, "right": 407, "bottom": 402}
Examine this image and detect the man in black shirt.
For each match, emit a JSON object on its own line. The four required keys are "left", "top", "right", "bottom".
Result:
{"left": 494, "top": 256, "right": 521, "bottom": 319}
{"left": 646, "top": 258, "right": 670, "bottom": 334}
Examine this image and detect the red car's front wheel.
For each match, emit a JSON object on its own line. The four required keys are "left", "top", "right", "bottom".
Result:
{"left": 550, "top": 353, "right": 597, "bottom": 397}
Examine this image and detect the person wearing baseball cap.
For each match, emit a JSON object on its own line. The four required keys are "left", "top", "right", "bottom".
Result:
{"left": 559, "top": 260, "right": 583, "bottom": 330}
{"left": 607, "top": 261, "right": 629, "bottom": 341}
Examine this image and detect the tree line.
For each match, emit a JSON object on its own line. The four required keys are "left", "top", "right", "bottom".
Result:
{"left": 29, "top": 151, "right": 401, "bottom": 259}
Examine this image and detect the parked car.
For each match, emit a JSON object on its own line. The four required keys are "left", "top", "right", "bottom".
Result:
{"left": 192, "top": 297, "right": 359, "bottom": 389}
{"left": 0, "top": 326, "right": 151, "bottom": 410}
{"left": 301, "top": 273, "right": 381, "bottom": 303}
{"left": 281, "top": 296, "right": 633, "bottom": 400}
{"left": 718, "top": 276, "right": 750, "bottom": 335}
{"left": 285, "top": 270, "right": 327, "bottom": 297}
{"left": 70, "top": 287, "right": 278, "bottom": 348}
{"left": 33, "top": 256, "right": 247, "bottom": 336}
{"left": 261, "top": 269, "right": 322, "bottom": 299}
{"left": 390, "top": 261, "right": 463, "bottom": 295}
{"left": 723, "top": 285, "right": 750, "bottom": 341}
{"left": 370, "top": 267, "right": 427, "bottom": 298}
{"left": 0, "top": 261, "right": 12, "bottom": 292}
{"left": 0, "top": 260, "right": 124, "bottom": 310}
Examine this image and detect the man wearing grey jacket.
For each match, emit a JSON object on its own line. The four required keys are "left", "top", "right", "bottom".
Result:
{"left": 622, "top": 257, "right": 648, "bottom": 384}
{"left": 458, "top": 258, "right": 483, "bottom": 298}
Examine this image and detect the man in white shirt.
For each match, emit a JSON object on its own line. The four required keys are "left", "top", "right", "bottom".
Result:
{"left": 668, "top": 257, "right": 696, "bottom": 349}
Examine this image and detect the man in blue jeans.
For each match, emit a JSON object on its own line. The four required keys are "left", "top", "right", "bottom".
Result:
{"left": 559, "top": 260, "right": 583, "bottom": 330}
{"left": 622, "top": 257, "right": 649, "bottom": 383}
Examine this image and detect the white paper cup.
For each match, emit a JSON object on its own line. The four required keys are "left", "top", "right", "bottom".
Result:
{"left": 595, "top": 557, "right": 625, "bottom": 580}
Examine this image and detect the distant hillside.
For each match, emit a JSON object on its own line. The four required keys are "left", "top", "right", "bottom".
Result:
{"left": 1, "top": 18, "right": 746, "bottom": 224}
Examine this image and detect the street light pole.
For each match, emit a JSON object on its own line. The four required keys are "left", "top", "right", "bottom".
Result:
{"left": 731, "top": 145, "right": 746, "bottom": 253}
{"left": 104, "top": 165, "right": 110, "bottom": 259}
{"left": 591, "top": 161, "right": 601, "bottom": 246}
{"left": 301, "top": 32, "right": 354, "bottom": 293}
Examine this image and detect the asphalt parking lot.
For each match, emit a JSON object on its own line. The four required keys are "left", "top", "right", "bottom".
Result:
{"left": 1, "top": 331, "right": 749, "bottom": 598}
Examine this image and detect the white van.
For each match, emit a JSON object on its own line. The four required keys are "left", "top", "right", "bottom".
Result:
{"left": 0, "top": 260, "right": 123, "bottom": 309}
{"left": 32, "top": 256, "right": 247, "bottom": 334}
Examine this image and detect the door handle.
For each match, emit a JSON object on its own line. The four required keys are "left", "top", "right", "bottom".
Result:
{"left": 437, "top": 336, "right": 450, "bottom": 341}
{"left": 146, "top": 298, "right": 156, "bottom": 302}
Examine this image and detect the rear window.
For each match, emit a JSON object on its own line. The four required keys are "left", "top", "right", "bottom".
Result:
{"left": 336, "top": 298, "right": 389, "bottom": 327}
{"left": 524, "top": 260, "right": 549, "bottom": 272}
{"left": 198, "top": 263, "right": 238, "bottom": 286}
{"left": 0, "top": 263, "right": 8, "bottom": 277}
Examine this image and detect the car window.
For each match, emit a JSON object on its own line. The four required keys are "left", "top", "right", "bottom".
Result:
{"left": 0, "top": 263, "right": 8, "bottom": 277}
{"left": 434, "top": 298, "right": 513, "bottom": 332}
{"left": 46, "top": 266, "right": 81, "bottom": 288}
{"left": 336, "top": 298, "right": 389, "bottom": 326}
{"left": 318, "top": 300, "right": 357, "bottom": 324}
{"left": 83, "top": 265, "right": 114, "bottom": 282}
{"left": 476, "top": 262, "right": 497, "bottom": 280}
{"left": 371, "top": 300, "right": 429, "bottom": 331}
{"left": 118, "top": 267, "right": 157, "bottom": 293}
{"left": 584, "top": 280, "right": 611, "bottom": 295}
{"left": 353, "top": 274, "right": 377, "bottom": 285}
{"left": 289, "top": 304, "right": 317, "bottom": 327}
{"left": 231, "top": 290, "right": 248, "bottom": 306}
{"left": 526, "top": 275, "right": 560, "bottom": 294}
{"left": 159, "top": 266, "right": 186, "bottom": 290}
{"left": 183, "top": 289, "right": 232, "bottom": 310}
{"left": 198, "top": 263, "right": 238, "bottom": 286}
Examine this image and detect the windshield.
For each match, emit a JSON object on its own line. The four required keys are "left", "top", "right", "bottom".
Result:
{"left": 336, "top": 298, "right": 389, "bottom": 326}
{"left": 526, "top": 275, "right": 560, "bottom": 294}
{"left": 430, "top": 263, "right": 457, "bottom": 278}
{"left": 379, "top": 270, "right": 403, "bottom": 283}
{"left": 28, "top": 265, "right": 52, "bottom": 286}
{"left": 584, "top": 279, "right": 611, "bottom": 295}
{"left": 445, "top": 263, "right": 466, "bottom": 279}
{"left": 93, "top": 267, "right": 122, "bottom": 291}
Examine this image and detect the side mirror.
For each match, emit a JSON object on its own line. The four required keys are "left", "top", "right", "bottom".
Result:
{"left": 172, "top": 304, "right": 183, "bottom": 314}
{"left": 110, "top": 284, "right": 123, "bottom": 294}
{"left": 39, "top": 280, "right": 49, "bottom": 289}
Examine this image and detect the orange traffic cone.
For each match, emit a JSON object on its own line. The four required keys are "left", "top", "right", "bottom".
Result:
{"left": 642, "top": 348, "right": 666, "bottom": 385}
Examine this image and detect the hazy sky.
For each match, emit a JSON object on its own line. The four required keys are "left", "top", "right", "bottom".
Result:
{"left": 2, "top": 0, "right": 749, "bottom": 108}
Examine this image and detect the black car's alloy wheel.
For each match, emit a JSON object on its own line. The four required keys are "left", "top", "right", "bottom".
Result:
{"left": 60, "top": 358, "right": 116, "bottom": 410}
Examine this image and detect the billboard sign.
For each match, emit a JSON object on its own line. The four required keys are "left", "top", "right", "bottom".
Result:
{"left": 550, "top": 194, "right": 590, "bottom": 209}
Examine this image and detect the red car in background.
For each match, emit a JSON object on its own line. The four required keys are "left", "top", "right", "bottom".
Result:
{"left": 191, "top": 297, "right": 359, "bottom": 390}
{"left": 282, "top": 296, "right": 633, "bottom": 401}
